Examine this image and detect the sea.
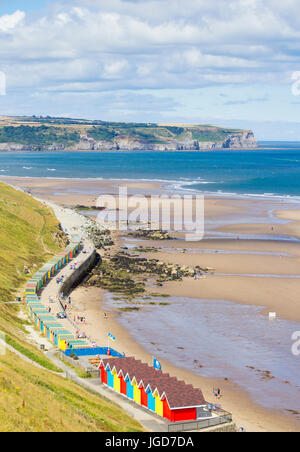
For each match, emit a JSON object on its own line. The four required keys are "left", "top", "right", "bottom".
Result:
{"left": 1, "top": 143, "right": 300, "bottom": 200}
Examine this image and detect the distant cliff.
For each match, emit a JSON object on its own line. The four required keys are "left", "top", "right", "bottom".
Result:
{"left": 0, "top": 116, "right": 257, "bottom": 151}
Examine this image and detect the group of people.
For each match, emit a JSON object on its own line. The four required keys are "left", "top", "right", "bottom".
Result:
{"left": 75, "top": 315, "right": 86, "bottom": 324}
{"left": 76, "top": 330, "right": 87, "bottom": 339}
{"left": 63, "top": 297, "right": 72, "bottom": 311}
{"left": 56, "top": 312, "right": 67, "bottom": 319}
{"left": 213, "top": 388, "right": 222, "bottom": 399}
{"left": 56, "top": 275, "right": 64, "bottom": 284}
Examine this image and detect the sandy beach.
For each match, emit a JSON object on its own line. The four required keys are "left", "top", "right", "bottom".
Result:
{"left": 67, "top": 285, "right": 300, "bottom": 432}
{"left": 2, "top": 175, "right": 300, "bottom": 432}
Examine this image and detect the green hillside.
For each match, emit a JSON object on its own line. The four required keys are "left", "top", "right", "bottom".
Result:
{"left": 0, "top": 115, "right": 246, "bottom": 149}
{"left": 0, "top": 182, "right": 143, "bottom": 432}
{"left": 0, "top": 125, "right": 80, "bottom": 147}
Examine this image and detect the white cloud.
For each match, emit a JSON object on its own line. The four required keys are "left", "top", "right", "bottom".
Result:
{"left": 1, "top": 0, "right": 300, "bottom": 125}
{"left": 0, "top": 10, "right": 25, "bottom": 32}
{"left": 103, "top": 60, "right": 130, "bottom": 79}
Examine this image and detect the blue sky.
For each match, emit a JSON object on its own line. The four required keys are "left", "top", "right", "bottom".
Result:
{"left": 0, "top": 0, "right": 49, "bottom": 14}
{"left": 0, "top": 0, "right": 300, "bottom": 140}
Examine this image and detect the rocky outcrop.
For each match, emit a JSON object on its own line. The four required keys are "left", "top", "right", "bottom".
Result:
{"left": 222, "top": 130, "right": 257, "bottom": 149}
{"left": 0, "top": 143, "right": 65, "bottom": 152}
{"left": 70, "top": 130, "right": 257, "bottom": 152}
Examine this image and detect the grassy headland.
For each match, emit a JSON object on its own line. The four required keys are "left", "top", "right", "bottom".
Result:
{"left": 0, "top": 115, "right": 256, "bottom": 151}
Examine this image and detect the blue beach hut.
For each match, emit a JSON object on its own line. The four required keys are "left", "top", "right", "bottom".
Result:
{"left": 146, "top": 386, "right": 156, "bottom": 411}
{"left": 126, "top": 376, "right": 134, "bottom": 400}
{"left": 107, "top": 368, "right": 114, "bottom": 388}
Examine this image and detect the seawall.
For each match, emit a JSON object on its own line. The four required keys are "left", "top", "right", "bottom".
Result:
{"left": 60, "top": 242, "right": 98, "bottom": 299}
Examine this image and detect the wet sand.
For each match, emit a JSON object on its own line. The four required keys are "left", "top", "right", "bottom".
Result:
{"left": 68, "top": 286, "right": 300, "bottom": 432}
{"left": 3, "top": 175, "right": 300, "bottom": 431}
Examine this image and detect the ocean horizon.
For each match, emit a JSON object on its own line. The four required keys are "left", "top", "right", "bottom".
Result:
{"left": 1, "top": 142, "right": 300, "bottom": 200}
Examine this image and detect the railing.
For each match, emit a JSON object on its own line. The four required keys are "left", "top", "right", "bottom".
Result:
{"left": 168, "top": 412, "right": 232, "bottom": 432}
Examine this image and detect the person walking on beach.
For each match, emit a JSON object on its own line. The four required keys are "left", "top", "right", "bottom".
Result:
{"left": 213, "top": 388, "right": 222, "bottom": 399}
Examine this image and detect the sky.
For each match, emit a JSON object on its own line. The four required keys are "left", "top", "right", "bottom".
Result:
{"left": 0, "top": 0, "right": 300, "bottom": 140}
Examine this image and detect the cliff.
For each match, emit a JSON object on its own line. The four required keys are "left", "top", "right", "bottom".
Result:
{"left": 0, "top": 116, "right": 257, "bottom": 151}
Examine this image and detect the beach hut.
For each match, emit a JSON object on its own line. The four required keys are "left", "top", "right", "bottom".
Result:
{"left": 162, "top": 396, "right": 173, "bottom": 422}
{"left": 38, "top": 315, "right": 55, "bottom": 333}
{"left": 99, "top": 357, "right": 207, "bottom": 423}
{"left": 53, "top": 329, "right": 72, "bottom": 346}
{"left": 49, "top": 326, "right": 65, "bottom": 344}
{"left": 26, "top": 294, "right": 39, "bottom": 301}
{"left": 119, "top": 373, "right": 127, "bottom": 396}
{"left": 23, "top": 239, "right": 83, "bottom": 351}
{"left": 63, "top": 340, "right": 91, "bottom": 354}
{"left": 113, "top": 368, "right": 121, "bottom": 393}
{"left": 106, "top": 368, "right": 114, "bottom": 388}
{"left": 34, "top": 310, "right": 49, "bottom": 326}
{"left": 37, "top": 316, "right": 54, "bottom": 334}
{"left": 29, "top": 305, "right": 47, "bottom": 321}
{"left": 140, "top": 385, "right": 148, "bottom": 408}
{"left": 57, "top": 331, "right": 74, "bottom": 351}
{"left": 25, "top": 281, "right": 39, "bottom": 295}
{"left": 28, "top": 276, "right": 43, "bottom": 292}
{"left": 100, "top": 366, "right": 108, "bottom": 384}
{"left": 26, "top": 298, "right": 40, "bottom": 306}
{"left": 154, "top": 389, "right": 164, "bottom": 417}
{"left": 49, "top": 256, "right": 60, "bottom": 273}
{"left": 58, "top": 335, "right": 75, "bottom": 351}
{"left": 132, "top": 378, "right": 142, "bottom": 405}
{"left": 55, "top": 330, "right": 73, "bottom": 347}
{"left": 44, "top": 322, "right": 62, "bottom": 340}
{"left": 126, "top": 376, "right": 134, "bottom": 400}
{"left": 42, "top": 321, "right": 56, "bottom": 335}
{"left": 146, "top": 386, "right": 156, "bottom": 412}
{"left": 57, "top": 251, "right": 69, "bottom": 267}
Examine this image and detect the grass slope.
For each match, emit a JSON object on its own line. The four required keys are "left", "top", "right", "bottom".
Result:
{"left": 0, "top": 182, "right": 66, "bottom": 371}
{"left": 0, "top": 350, "right": 142, "bottom": 432}
{"left": 0, "top": 182, "right": 143, "bottom": 432}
